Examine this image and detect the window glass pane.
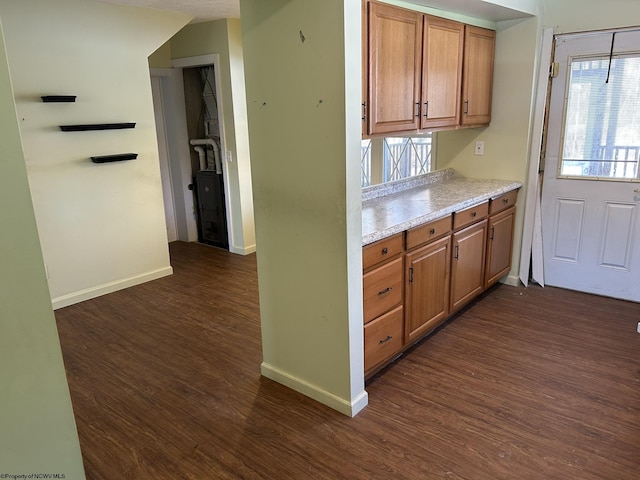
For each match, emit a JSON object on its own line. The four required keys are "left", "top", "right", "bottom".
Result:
{"left": 361, "top": 139, "right": 372, "bottom": 187}
{"left": 561, "top": 55, "right": 640, "bottom": 179}
{"left": 361, "top": 135, "right": 433, "bottom": 187}
{"left": 383, "top": 136, "right": 432, "bottom": 183}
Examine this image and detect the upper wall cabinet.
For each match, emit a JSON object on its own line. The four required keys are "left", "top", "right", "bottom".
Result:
{"left": 461, "top": 25, "right": 496, "bottom": 126}
{"left": 363, "top": 0, "right": 495, "bottom": 136}
{"left": 367, "top": 1, "right": 422, "bottom": 135}
{"left": 421, "top": 16, "right": 464, "bottom": 130}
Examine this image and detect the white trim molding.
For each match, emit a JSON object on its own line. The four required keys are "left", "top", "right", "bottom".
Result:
{"left": 52, "top": 267, "right": 173, "bottom": 310}
{"left": 261, "top": 362, "right": 369, "bottom": 417}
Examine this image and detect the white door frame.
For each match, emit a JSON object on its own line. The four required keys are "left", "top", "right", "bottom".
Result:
{"left": 151, "top": 71, "right": 179, "bottom": 242}
{"left": 172, "top": 54, "right": 232, "bottom": 248}
{"left": 519, "top": 27, "right": 554, "bottom": 286}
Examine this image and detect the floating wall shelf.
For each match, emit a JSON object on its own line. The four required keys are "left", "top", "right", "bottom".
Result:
{"left": 91, "top": 153, "right": 138, "bottom": 164}
{"left": 41, "top": 95, "right": 77, "bottom": 103}
{"left": 59, "top": 122, "right": 136, "bottom": 131}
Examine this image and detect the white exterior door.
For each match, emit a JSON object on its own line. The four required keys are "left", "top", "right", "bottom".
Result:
{"left": 542, "top": 30, "right": 640, "bottom": 302}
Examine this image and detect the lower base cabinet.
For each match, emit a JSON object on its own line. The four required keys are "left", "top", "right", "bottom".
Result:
{"left": 450, "top": 219, "right": 487, "bottom": 312}
{"left": 363, "top": 189, "right": 518, "bottom": 377}
{"left": 405, "top": 235, "right": 451, "bottom": 343}
{"left": 364, "top": 305, "right": 404, "bottom": 372}
{"left": 485, "top": 206, "right": 515, "bottom": 288}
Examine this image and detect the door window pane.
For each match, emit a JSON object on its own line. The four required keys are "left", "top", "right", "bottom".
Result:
{"left": 561, "top": 55, "right": 640, "bottom": 180}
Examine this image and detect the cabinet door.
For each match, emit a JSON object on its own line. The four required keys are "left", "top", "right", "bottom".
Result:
{"left": 362, "top": 0, "right": 369, "bottom": 137}
{"left": 421, "top": 16, "right": 464, "bottom": 129}
{"left": 405, "top": 236, "right": 451, "bottom": 343}
{"left": 485, "top": 207, "right": 515, "bottom": 288}
{"left": 461, "top": 25, "right": 495, "bottom": 126}
{"left": 450, "top": 220, "right": 487, "bottom": 312}
{"left": 368, "top": 2, "right": 422, "bottom": 134}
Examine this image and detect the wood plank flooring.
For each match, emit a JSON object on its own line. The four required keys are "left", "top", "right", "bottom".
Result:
{"left": 55, "top": 241, "right": 640, "bottom": 479}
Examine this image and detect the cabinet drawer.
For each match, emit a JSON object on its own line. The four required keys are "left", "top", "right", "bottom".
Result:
{"left": 489, "top": 189, "right": 518, "bottom": 215}
{"left": 453, "top": 201, "right": 488, "bottom": 230}
{"left": 363, "top": 233, "right": 404, "bottom": 271}
{"left": 363, "top": 257, "right": 403, "bottom": 323}
{"left": 406, "top": 214, "right": 452, "bottom": 250}
{"left": 364, "top": 305, "right": 403, "bottom": 373}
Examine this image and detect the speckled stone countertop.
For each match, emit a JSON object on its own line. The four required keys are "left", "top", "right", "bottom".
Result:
{"left": 362, "top": 169, "right": 522, "bottom": 245}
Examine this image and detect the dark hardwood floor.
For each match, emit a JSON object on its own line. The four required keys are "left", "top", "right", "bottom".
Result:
{"left": 55, "top": 241, "right": 640, "bottom": 479}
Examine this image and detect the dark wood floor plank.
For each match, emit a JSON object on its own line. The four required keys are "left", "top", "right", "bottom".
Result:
{"left": 55, "top": 241, "right": 640, "bottom": 479}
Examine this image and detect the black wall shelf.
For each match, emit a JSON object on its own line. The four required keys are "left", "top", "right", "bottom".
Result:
{"left": 41, "top": 95, "right": 77, "bottom": 103}
{"left": 91, "top": 153, "right": 138, "bottom": 164}
{"left": 60, "top": 122, "right": 135, "bottom": 131}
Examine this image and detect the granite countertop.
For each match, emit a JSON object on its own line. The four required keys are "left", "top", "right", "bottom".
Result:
{"left": 362, "top": 169, "right": 522, "bottom": 245}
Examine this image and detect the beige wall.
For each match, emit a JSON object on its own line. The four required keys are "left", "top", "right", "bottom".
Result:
{"left": 0, "top": 0, "right": 190, "bottom": 308}
{"left": 169, "top": 19, "right": 256, "bottom": 253}
{"left": 543, "top": 0, "right": 640, "bottom": 33}
{"left": 0, "top": 19, "right": 85, "bottom": 477}
{"left": 241, "top": 0, "right": 367, "bottom": 416}
{"left": 149, "top": 40, "right": 172, "bottom": 68}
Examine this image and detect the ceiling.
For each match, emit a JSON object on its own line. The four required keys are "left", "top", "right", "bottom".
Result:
{"left": 98, "top": 0, "right": 240, "bottom": 23}
{"left": 98, "top": 0, "right": 532, "bottom": 24}
{"left": 408, "top": 0, "right": 534, "bottom": 21}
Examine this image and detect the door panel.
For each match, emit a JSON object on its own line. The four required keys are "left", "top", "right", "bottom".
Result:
{"left": 542, "top": 30, "right": 640, "bottom": 302}
{"left": 600, "top": 202, "right": 637, "bottom": 269}
{"left": 551, "top": 198, "right": 585, "bottom": 262}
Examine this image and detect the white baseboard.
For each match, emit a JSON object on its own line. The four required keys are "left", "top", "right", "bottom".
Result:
{"left": 229, "top": 243, "right": 256, "bottom": 255}
{"left": 52, "top": 266, "right": 173, "bottom": 310}
{"left": 261, "top": 362, "right": 369, "bottom": 417}
{"left": 503, "top": 273, "right": 521, "bottom": 287}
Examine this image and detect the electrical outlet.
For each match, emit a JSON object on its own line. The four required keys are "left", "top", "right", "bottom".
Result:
{"left": 226, "top": 150, "right": 232, "bottom": 162}
{"left": 475, "top": 141, "right": 485, "bottom": 156}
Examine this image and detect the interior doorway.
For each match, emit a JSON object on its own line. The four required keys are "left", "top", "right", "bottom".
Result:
{"left": 151, "top": 54, "right": 233, "bottom": 250}
{"left": 183, "top": 65, "right": 229, "bottom": 249}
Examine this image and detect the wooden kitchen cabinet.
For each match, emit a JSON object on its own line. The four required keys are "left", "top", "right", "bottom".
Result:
{"left": 363, "top": 1, "right": 494, "bottom": 135}
{"left": 405, "top": 235, "right": 451, "bottom": 342}
{"left": 450, "top": 204, "right": 488, "bottom": 312}
{"left": 363, "top": 256, "right": 403, "bottom": 323}
{"left": 362, "top": 188, "right": 518, "bottom": 376}
{"left": 364, "top": 305, "right": 404, "bottom": 372}
{"left": 367, "top": 1, "right": 422, "bottom": 134}
{"left": 485, "top": 207, "right": 515, "bottom": 288}
{"left": 421, "top": 16, "right": 464, "bottom": 129}
{"left": 461, "top": 25, "right": 496, "bottom": 126}
{"left": 362, "top": 0, "right": 369, "bottom": 137}
{"left": 362, "top": 234, "right": 405, "bottom": 373}
{"left": 485, "top": 190, "right": 518, "bottom": 287}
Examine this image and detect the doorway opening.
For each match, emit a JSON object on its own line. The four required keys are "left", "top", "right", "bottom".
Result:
{"left": 183, "top": 65, "right": 229, "bottom": 249}
{"left": 151, "top": 54, "right": 239, "bottom": 251}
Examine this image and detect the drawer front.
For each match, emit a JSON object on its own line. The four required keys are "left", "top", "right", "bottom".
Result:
{"left": 363, "top": 233, "right": 404, "bottom": 271}
{"left": 406, "top": 214, "right": 452, "bottom": 250}
{"left": 453, "top": 201, "right": 489, "bottom": 230}
{"left": 363, "top": 257, "right": 403, "bottom": 323}
{"left": 364, "top": 305, "right": 403, "bottom": 372}
{"left": 489, "top": 189, "right": 518, "bottom": 215}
